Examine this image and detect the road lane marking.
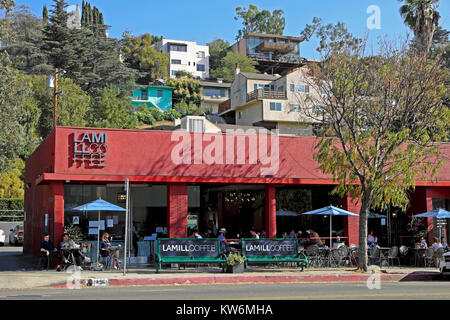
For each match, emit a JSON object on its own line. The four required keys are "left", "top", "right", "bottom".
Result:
{"left": 210, "top": 292, "right": 450, "bottom": 300}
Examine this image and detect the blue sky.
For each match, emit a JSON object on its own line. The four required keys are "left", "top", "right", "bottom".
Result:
{"left": 14, "top": 0, "right": 450, "bottom": 60}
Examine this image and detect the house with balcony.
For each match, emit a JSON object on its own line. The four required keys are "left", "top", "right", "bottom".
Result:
{"left": 199, "top": 79, "right": 231, "bottom": 115}
{"left": 231, "top": 33, "right": 306, "bottom": 75}
{"left": 219, "top": 66, "right": 320, "bottom": 136}
{"left": 154, "top": 38, "right": 210, "bottom": 80}
{"left": 130, "top": 86, "right": 174, "bottom": 112}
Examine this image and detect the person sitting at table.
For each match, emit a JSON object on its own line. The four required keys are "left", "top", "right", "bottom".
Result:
{"left": 192, "top": 230, "right": 203, "bottom": 239}
{"left": 432, "top": 237, "right": 443, "bottom": 252}
{"left": 367, "top": 230, "right": 378, "bottom": 248}
{"left": 60, "top": 233, "right": 84, "bottom": 269}
{"left": 218, "top": 228, "right": 236, "bottom": 253}
{"left": 40, "top": 233, "right": 62, "bottom": 271}
{"left": 100, "top": 232, "right": 119, "bottom": 269}
{"left": 309, "top": 229, "right": 323, "bottom": 246}
{"left": 333, "top": 237, "right": 345, "bottom": 249}
{"left": 441, "top": 237, "right": 448, "bottom": 250}
{"left": 250, "top": 229, "right": 260, "bottom": 239}
{"left": 288, "top": 229, "right": 296, "bottom": 239}
{"left": 419, "top": 237, "right": 428, "bottom": 249}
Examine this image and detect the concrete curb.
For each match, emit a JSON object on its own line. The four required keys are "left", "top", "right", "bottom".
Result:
{"left": 50, "top": 272, "right": 442, "bottom": 289}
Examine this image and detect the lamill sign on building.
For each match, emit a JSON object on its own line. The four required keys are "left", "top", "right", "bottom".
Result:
{"left": 73, "top": 131, "right": 108, "bottom": 167}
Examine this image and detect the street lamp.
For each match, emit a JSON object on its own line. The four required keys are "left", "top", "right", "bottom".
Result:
{"left": 46, "top": 68, "right": 64, "bottom": 129}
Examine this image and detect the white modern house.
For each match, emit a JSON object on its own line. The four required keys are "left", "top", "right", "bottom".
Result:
{"left": 154, "top": 39, "right": 210, "bottom": 80}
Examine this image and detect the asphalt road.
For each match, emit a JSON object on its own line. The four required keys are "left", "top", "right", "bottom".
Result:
{"left": 0, "top": 281, "right": 449, "bottom": 300}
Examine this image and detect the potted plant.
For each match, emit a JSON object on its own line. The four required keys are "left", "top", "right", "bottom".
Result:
{"left": 225, "top": 253, "right": 245, "bottom": 273}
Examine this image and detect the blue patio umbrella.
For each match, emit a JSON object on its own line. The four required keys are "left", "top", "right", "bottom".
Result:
{"left": 413, "top": 208, "right": 450, "bottom": 219}
{"left": 71, "top": 199, "right": 126, "bottom": 266}
{"left": 413, "top": 209, "right": 450, "bottom": 240}
{"left": 301, "top": 206, "right": 359, "bottom": 248}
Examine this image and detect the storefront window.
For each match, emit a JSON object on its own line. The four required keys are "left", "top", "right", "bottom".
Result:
{"left": 64, "top": 184, "right": 168, "bottom": 257}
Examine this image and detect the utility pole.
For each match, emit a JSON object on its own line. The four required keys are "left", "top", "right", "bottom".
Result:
{"left": 54, "top": 68, "right": 58, "bottom": 129}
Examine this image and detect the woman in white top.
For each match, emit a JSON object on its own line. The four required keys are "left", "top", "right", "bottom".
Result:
{"left": 367, "top": 230, "right": 378, "bottom": 245}
{"left": 432, "top": 237, "right": 443, "bottom": 252}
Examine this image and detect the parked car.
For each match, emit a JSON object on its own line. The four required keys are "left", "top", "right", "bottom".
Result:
{"left": 0, "top": 229, "right": 5, "bottom": 246}
{"left": 9, "top": 225, "right": 23, "bottom": 246}
{"left": 440, "top": 252, "right": 450, "bottom": 279}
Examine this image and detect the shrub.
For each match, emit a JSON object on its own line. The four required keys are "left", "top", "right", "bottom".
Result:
{"left": 136, "top": 110, "right": 156, "bottom": 125}
{"left": 163, "top": 109, "right": 182, "bottom": 121}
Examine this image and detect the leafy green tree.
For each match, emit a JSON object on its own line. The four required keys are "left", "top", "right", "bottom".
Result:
{"left": 174, "top": 101, "right": 202, "bottom": 117}
{"left": 210, "top": 51, "right": 258, "bottom": 83}
{"left": 28, "top": 75, "right": 91, "bottom": 138}
{"left": 0, "top": 0, "right": 15, "bottom": 41}
{"left": 301, "top": 17, "right": 362, "bottom": 54}
{"left": 0, "top": 159, "right": 25, "bottom": 198}
{"left": 41, "top": 0, "right": 80, "bottom": 71}
{"left": 430, "top": 26, "right": 449, "bottom": 68}
{"left": 136, "top": 109, "right": 156, "bottom": 125}
{"left": 300, "top": 24, "right": 449, "bottom": 271}
{"left": 121, "top": 32, "right": 168, "bottom": 84}
{"left": 0, "top": 53, "right": 40, "bottom": 172}
{"left": 42, "top": 4, "right": 48, "bottom": 26}
{"left": 73, "top": 26, "right": 138, "bottom": 97}
{"left": 235, "top": 5, "right": 285, "bottom": 40}
{"left": 398, "top": 0, "right": 441, "bottom": 56}
{"left": 165, "top": 78, "right": 201, "bottom": 106}
{"left": 89, "top": 85, "right": 137, "bottom": 129}
{"left": 208, "top": 38, "right": 230, "bottom": 73}
{"left": 163, "top": 109, "right": 182, "bottom": 121}
{"left": 6, "top": 6, "right": 53, "bottom": 75}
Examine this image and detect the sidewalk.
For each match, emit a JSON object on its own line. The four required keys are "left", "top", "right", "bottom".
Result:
{"left": 0, "top": 251, "right": 443, "bottom": 290}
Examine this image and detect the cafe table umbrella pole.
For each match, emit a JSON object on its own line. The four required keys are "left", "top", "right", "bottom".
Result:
{"left": 97, "top": 210, "right": 100, "bottom": 266}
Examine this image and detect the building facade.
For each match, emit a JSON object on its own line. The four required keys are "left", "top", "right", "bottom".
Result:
{"left": 219, "top": 67, "right": 319, "bottom": 136}
{"left": 130, "top": 86, "right": 174, "bottom": 112}
{"left": 24, "top": 127, "right": 450, "bottom": 256}
{"left": 154, "top": 39, "right": 210, "bottom": 80}
{"left": 231, "top": 33, "right": 305, "bottom": 75}
{"left": 199, "top": 80, "right": 231, "bottom": 115}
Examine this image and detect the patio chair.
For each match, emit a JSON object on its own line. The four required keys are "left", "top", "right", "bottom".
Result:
{"left": 424, "top": 248, "right": 435, "bottom": 267}
{"left": 399, "top": 245, "right": 409, "bottom": 266}
{"left": 380, "top": 247, "right": 400, "bottom": 267}
{"left": 335, "top": 245, "right": 350, "bottom": 267}
{"left": 306, "top": 244, "right": 323, "bottom": 267}
{"left": 348, "top": 245, "right": 358, "bottom": 266}
{"left": 368, "top": 246, "right": 381, "bottom": 266}
{"left": 434, "top": 248, "right": 445, "bottom": 267}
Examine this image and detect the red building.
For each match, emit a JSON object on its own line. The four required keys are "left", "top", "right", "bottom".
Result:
{"left": 24, "top": 127, "right": 450, "bottom": 255}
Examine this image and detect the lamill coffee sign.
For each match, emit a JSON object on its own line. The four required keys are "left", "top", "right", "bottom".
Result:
{"left": 159, "top": 239, "right": 219, "bottom": 257}
{"left": 243, "top": 239, "right": 297, "bottom": 257}
{"left": 73, "top": 131, "right": 108, "bottom": 167}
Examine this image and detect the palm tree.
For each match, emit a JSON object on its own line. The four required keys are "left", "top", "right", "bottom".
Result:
{"left": 398, "top": 0, "right": 441, "bottom": 55}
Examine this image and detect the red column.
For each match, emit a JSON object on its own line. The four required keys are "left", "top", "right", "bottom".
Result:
{"left": 51, "top": 181, "right": 65, "bottom": 246}
{"left": 265, "top": 185, "right": 277, "bottom": 238}
{"left": 342, "top": 195, "right": 361, "bottom": 246}
{"left": 425, "top": 188, "right": 434, "bottom": 246}
{"left": 166, "top": 184, "right": 188, "bottom": 238}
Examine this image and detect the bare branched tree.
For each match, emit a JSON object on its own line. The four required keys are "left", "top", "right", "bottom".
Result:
{"left": 295, "top": 35, "right": 449, "bottom": 271}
